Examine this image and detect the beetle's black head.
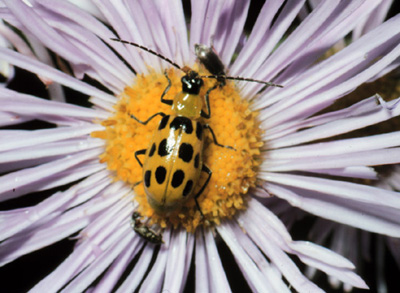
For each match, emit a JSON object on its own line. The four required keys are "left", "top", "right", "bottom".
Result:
{"left": 181, "top": 71, "right": 203, "bottom": 95}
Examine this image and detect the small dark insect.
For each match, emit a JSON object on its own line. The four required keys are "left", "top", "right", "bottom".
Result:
{"left": 194, "top": 43, "right": 283, "bottom": 88}
{"left": 131, "top": 212, "right": 163, "bottom": 244}
{"left": 194, "top": 43, "right": 226, "bottom": 85}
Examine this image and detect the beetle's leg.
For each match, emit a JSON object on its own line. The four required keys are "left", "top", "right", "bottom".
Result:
{"left": 193, "top": 164, "right": 213, "bottom": 218}
{"left": 130, "top": 112, "right": 166, "bottom": 125}
{"left": 203, "top": 124, "right": 236, "bottom": 150}
{"left": 161, "top": 70, "right": 173, "bottom": 106}
{"left": 201, "top": 84, "right": 218, "bottom": 119}
{"left": 132, "top": 180, "right": 142, "bottom": 188}
{"left": 134, "top": 149, "right": 146, "bottom": 167}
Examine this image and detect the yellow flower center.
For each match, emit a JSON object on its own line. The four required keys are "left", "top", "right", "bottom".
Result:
{"left": 92, "top": 66, "right": 263, "bottom": 232}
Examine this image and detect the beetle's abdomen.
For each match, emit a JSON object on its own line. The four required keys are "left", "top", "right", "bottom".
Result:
{"left": 143, "top": 115, "right": 204, "bottom": 213}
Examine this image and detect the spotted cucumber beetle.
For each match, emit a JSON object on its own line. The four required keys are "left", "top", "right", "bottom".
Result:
{"left": 111, "top": 38, "right": 282, "bottom": 243}
{"left": 131, "top": 68, "right": 234, "bottom": 215}
{"left": 194, "top": 44, "right": 226, "bottom": 86}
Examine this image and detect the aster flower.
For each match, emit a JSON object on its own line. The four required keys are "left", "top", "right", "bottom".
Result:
{"left": 1, "top": 1, "right": 400, "bottom": 292}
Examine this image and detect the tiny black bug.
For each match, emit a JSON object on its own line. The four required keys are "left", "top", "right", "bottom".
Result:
{"left": 194, "top": 43, "right": 283, "bottom": 88}
{"left": 131, "top": 212, "right": 163, "bottom": 244}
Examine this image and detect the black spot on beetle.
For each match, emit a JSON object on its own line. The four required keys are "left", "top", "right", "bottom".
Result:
{"left": 194, "top": 153, "right": 200, "bottom": 168}
{"left": 149, "top": 143, "right": 156, "bottom": 157}
{"left": 196, "top": 122, "right": 203, "bottom": 140}
{"left": 158, "top": 115, "right": 170, "bottom": 130}
{"left": 144, "top": 170, "right": 151, "bottom": 187}
{"left": 171, "top": 170, "right": 185, "bottom": 188}
{"left": 183, "top": 180, "right": 193, "bottom": 197}
{"left": 158, "top": 139, "right": 171, "bottom": 157}
{"left": 155, "top": 166, "right": 166, "bottom": 184}
{"left": 170, "top": 117, "right": 193, "bottom": 134}
{"left": 179, "top": 143, "right": 193, "bottom": 162}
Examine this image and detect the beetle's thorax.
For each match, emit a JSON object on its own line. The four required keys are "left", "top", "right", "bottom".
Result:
{"left": 171, "top": 91, "right": 203, "bottom": 119}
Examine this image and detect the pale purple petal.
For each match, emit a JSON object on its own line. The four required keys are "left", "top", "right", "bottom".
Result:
{"left": 0, "top": 180, "right": 119, "bottom": 264}
{"left": 241, "top": 199, "right": 368, "bottom": 289}
{"left": 261, "top": 172, "right": 400, "bottom": 210}
{"left": 0, "top": 88, "right": 108, "bottom": 121}
{"left": 240, "top": 1, "right": 383, "bottom": 98}
{"left": 67, "top": 0, "right": 105, "bottom": 20}
{"left": 217, "top": 222, "right": 291, "bottom": 292}
{"left": 189, "top": 0, "right": 214, "bottom": 48}
{"left": 153, "top": 0, "right": 189, "bottom": 66}
{"left": 0, "top": 111, "right": 31, "bottom": 126}
{"left": 301, "top": 255, "right": 368, "bottom": 289}
{"left": 195, "top": 229, "right": 211, "bottom": 292}
{"left": 226, "top": 220, "right": 291, "bottom": 293}
{"left": 134, "top": 1, "right": 175, "bottom": 66}
{"left": 230, "top": 0, "right": 287, "bottom": 75}
{"left": 163, "top": 229, "right": 191, "bottom": 292}
{"left": 91, "top": 241, "right": 139, "bottom": 293}
{"left": 0, "top": 47, "right": 116, "bottom": 102}
{"left": 65, "top": 170, "right": 112, "bottom": 208}
{"left": 30, "top": 198, "right": 132, "bottom": 292}
{"left": 190, "top": 0, "right": 250, "bottom": 67}
{"left": 98, "top": 0, "right": 163, "bottom": 73}
{"left": 35, "top": 0, "right": 141, "bottom": 74}
{"left": 268, "top": 97, "right": 400, "bottom": 148}
{"left": 25, "top": 35, "right": 66, "bottom": 101}
{"left": 254, "top": 14, "right": 400, "bottom": 114}
{"left": 275, "top": 1, "right": 381, "bottom": 79}
{"left": 261, "top": 40, "right": 400, "bottom": 129}
{"left": 304, "top": 167, "right": 378, "bottom": 180}
{"left": 268, "top": 131, "right": 400, "bottom": 160}
{"left": 0, "top": 149, "right": 103, "bottom": 201}
{"left": 0, "top": 124, "right": 103, "bottom": 152}
{"left": 3, "top": 0, "right": 84, "bottom": 64}
{"left": 115, "top": 243, "right": 153, "bottom": 293}
{"left": 0, "top": 188, "right": 78, "bottom": 241}
{"left": 216, "top": 0, "right": 251, "bottom": 66}
{"left": 263, "top": 94, "right": 381, "bottom": 141}
{"left": 62, "top": 228, "right": 134, "bottom": 292}
{"left": 235, "top": 0, "right": 320, "bottom": 83}
{"left": 352, "top": 0, "right": 393, "bottom": 39}
{"left": 265, "top": 147, "right": 400, "bottom": 172}
{"left": 267, "top": 183, "right": 400, "bottom": 237}
{"left": 15, "top": 161, "right": 102, "bottom": 195}
{"left": 92, "top": 0, "right": 160, "bottom": 73}
{"left": 222, "top": 220, "right": 321, "bottom": 292}
{"left": 140, "top": 229, "right": 171, "bottom": 292}
{"left": 203, "top": 230, "right": 232, "bottom": 292}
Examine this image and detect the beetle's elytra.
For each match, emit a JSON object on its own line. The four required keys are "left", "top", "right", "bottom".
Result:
{"left": 133, "top": 69, "right": 230, "bottom": 216}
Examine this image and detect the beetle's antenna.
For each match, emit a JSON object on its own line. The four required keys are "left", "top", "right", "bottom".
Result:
{"left": 111, "top": 38, "right": 183, "bottom": 71}
{"left": 201, "top": 75, "right": 283, "bottom": 88}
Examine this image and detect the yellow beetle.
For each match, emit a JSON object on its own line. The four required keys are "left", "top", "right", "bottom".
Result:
{"left": 133, "top": 68, "right": 231, "bottom": 215}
